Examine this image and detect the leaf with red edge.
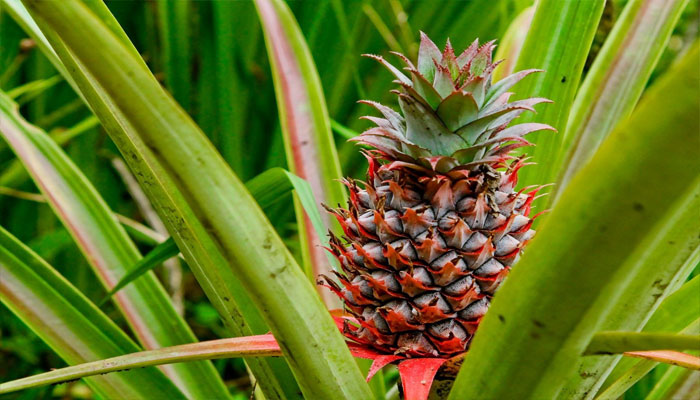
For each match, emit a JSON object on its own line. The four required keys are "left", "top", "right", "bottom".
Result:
{"left": 398, "top": 358, "right": 450, "bottom": 400}
{"left": 623, "top": 351, "right": 700, "bottom": 370}
{"left": 367, "top": 355, "right": 403, "bottom": 381}
{"left": 1, "top": 312, "right": 465, "bottom": 400}
{"left": 255, "top": 0, "right": 346, "bottom": 308}
{"left": 0, "top": 334, "right": 284, "bottom": 394}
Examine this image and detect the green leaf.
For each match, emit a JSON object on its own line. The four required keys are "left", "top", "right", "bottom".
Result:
{"left": 492, "top": 6, "right": 534, "bottom": 82}
{"left": 508, "top": 0, "right": 606, "bottom": 212}
{"left": 0, "top": 225, "right": 186, "bottom": 399}
{"left": 557, "top": 161, "right": 700, "bottom": 398}
{"left": 209, "top": 0, "right": 248, "bottom": 176}
{"left": 255, "top": 0, "right": 348, "bottom": 306}
{"left": 645, "top": 364, "right": 699, "bottom": 400}
{"left": 0, "top": 115, "right": 97, "bottom": 189}
{"left": 585, "top": 332, "right": 700, "bottom": 355}
{"left": 246, "top": 167, "right": 330, "bottom": 249}
{"left": 599, "top": 276, "right": 700, "bottom": 398}
{"left": 597, "top": 324, "right": 700, "bottom": 399}
{"left": 554, "top": 0, "right": 691, "bottom": 199}
{"left": 0, "top": 334, "right": 283, "bottom": 394}
{"left": 8, "top": 1, "right": 299, "bottom": 397}
{"left": 331, "top": 118, "right": 359, "bottom": 140}
{"left": 448, "top": 39, "right": 699, "bottom": 400}
{"left": 20, "top": 1, "right": 373, "bottom": 398}
{"left": 155, "top": 0, "right": 191, "bottom": 111}
{"left": 0, "top": 89, "right": 229, "bottom": 399}
{"left": 6, "top": 74, "right": 62, "bottom": 102}
{"left": 102, "top": 167, "right": 333, "bottom": 306}
{"left": 98, "top": 237, "right": 179, "bottom": 307}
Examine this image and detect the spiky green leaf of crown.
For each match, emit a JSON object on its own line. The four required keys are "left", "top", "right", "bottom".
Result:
{"left": 353, "top": 33, "right": 555, "bottom": 172}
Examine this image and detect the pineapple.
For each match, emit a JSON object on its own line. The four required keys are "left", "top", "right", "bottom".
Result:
{"left": 322, "top": 33, "right": 553, "bottom": 358}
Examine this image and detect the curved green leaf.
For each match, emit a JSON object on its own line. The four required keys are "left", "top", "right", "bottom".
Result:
{"left": 645, "top": 365, "right": 699, "bottom": 400}
{"left": 508, "top": 0, "right": 606, "bottom": 211}
{"left": 9, "top": 1, "right": 300, "bottom": 397}
{"left": 0, "top": 225, "right": 185, "bottom": 399}
{"left": 20, "top": 0, "right": 373, "bottom": 398}
{"left": 255, "top": 0, "right": 346, "bottom": 307}
{"left": 555, "top": 0, "right": 691, "bottom": 198}
{"left": 449, "top": 40, "right": 699, "bottom": 400}
{"left": 103, "top": 167, "right": 332, "bottom": 306}
{"left": 0, "top": 89, "right": 228, "bottom": 399}
{"left": 98, "top": 237, "right": 179, "bottom": 307}
{"left": 598, "top": 276, "right": 700, "bottom": 398}
{"left": 585, "top": 332, "right": 700, "bottom": 355}
{"left": 558, "top": 170, "right": 700, "bottom": 398}
{"left": 156, "top": 0, "right": 191, "bottom": 111}
{"left": 493, "top": 6, "right": 534, "bottom": 82}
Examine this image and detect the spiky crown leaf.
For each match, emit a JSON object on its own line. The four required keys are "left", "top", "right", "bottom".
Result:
{"left": 354, "top": 33, "right": 555, "bottom": 173}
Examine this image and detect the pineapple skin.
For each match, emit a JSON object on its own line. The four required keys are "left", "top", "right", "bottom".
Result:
{"left": 322, "top": 34, "right": 551, "bottom": 358}
{"left": 325, "top": 155, "right": 537, "bottom": 357}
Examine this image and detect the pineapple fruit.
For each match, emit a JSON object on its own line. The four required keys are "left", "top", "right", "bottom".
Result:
{"left": 322, "top": 34, "right": 553, "bottom": 358}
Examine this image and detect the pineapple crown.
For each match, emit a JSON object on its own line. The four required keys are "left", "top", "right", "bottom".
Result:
{"left": 354, "top": 32, "right": 555, "bottom": 173}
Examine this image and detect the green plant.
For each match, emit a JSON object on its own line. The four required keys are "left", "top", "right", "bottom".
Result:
{"left": 0, "top": 0, "right": 697, "bottom": 399}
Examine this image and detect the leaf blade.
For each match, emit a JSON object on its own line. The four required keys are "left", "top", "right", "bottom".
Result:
{"left": 103, "top": 167, "right": 333, "bottom": 305}
{"left": 0, "top": 225, "right": 186, "bottom": 399}
{"left": 0, "top": 88, "right": 229, "bottom": 399}
{"left": 254, "top": 0, "right": 347, "bottom": 305}
{"left": 8, "top": 1, "right": 300, "bottom": 397}
{"left": 20, "top": 1, "right": 373, "bottom": 398}
{"left": 0, "top": 334, "right": 282, "bottom": 394}
{"left": 508, "top": 0, "right": 606, "bottom": 211}
{"left": 585, "top": 332, "right": 700, "bottom": 355}
{"left": 554, "top": 0, "right": 691, "bottom": 199}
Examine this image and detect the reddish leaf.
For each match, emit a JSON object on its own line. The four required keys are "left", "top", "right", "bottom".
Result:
{"left": 398, "top": 358, "right": 449, "bottom": 400}
{"left": 624, "top": 351, "right": 700, "bottom": 370}
{"left": 367, "top": 355, "right": 403, "bottom": 381}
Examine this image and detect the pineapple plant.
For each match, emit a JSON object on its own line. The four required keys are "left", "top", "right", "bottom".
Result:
{"left": 1, "top": 1, "right": 697, "bottom": 399}
{"left": 322, "top": 33, "right": 554, "bottom": 358}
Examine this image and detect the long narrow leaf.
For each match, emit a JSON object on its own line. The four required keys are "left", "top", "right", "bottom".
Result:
{"left": 255, "top": 0, "right": 347, "bottom": 306}
{"left": 554, "top": 0, "right": 691, "bottom": 198}
{"left": 210, "top": 0, "right": 248, "bottom": 175}
{"left": 492, "top": 6, "right": 534, "bottom": 82}
{"left": 599, "top": 276, "right": 700, "bottom": 397}
{"left": 0, "top": 225, "right": 185, "bottom": 399}
{"left": 245, "top": 167, "right": 329, "bottom": 245}
{"left": 20, "top": 1, "right": 373, "bottom": 398}
{"left": 0, "top": 334, "right": 283, "bottom": 395}
{"left": 98, "top": 237, "right": 179, "bottom": 307}
{"left": 621, "top": 351, "right": 700, "bottom": 370}
{"left": 103, "top": 167, "right": 331, "bottom": 305}
{"left": 0, "top": 89, "right": 228, "bottom": 399}
{"left": 449, "top": 40, "right": 699, "bottom": 400}
{"left": 10, "top": 1, "right": 301, "bottom": 397}
{"left": 645, "top": 365, "right": 700, "bottom": 400}
{"left": 585, "top": 332, "right": 700, "bottom": 355}
{"left": 155, "top": 0, "right": 191, "bottom": 111}
{"left": 558, "top": 166, "right": 700, "bottom": 398}
{"left": 509, "top": 0, "right": 606, "bottom": 211}
{"left": 597, "top": 319, "right": 700, "bottom": 399}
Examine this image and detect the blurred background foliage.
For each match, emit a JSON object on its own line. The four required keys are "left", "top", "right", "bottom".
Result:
{"left": 0, "top": 0, "right": 697, "bottom": 398}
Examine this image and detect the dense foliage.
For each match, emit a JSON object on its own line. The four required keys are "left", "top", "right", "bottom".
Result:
{"left": 0, "top": 0, "right": 698, "bottom": 399}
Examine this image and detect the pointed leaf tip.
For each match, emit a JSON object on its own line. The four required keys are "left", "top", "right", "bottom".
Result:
{"left": 367, "top": 355, "right": 403, "bottom": 381}
{"left": 398, "top": 358, "right": 449, "bottom": 400}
